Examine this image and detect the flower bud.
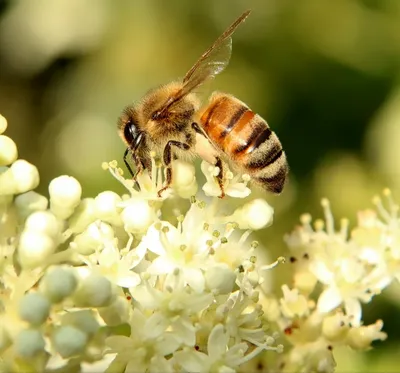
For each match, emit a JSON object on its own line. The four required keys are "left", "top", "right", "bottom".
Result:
{"left": 61, "top": 310, "right": 99, "bottom": 336}
{"left": 229, "top": 199, "right": 274, "bottom": 230}
{"left": 49, "top": 175, "right": 82, "bottom": 220}
{"left": 40, "top": 267, "right": 78, "bottom": 303}
{"left": 67, "top": 198, "right": 97, "bottom": 234}
{"left": 293, "top": 270, "right": 317, "bottom": 294}
{"left": 14, "top": 329, "right": 45, "bottom": 358}
{"left": 14, "top": 191, "right": 48, "bottom": 220}
{"left": 322, "top": 313, "right": 349, "bottom": 342}
{"left": 0, "top": 135, "right": 18, "bottom": 166}
{"left": 0, "top": 114, "right": 7, "bottom": 134}
{"left": 25, "top": 211, "right": 61, "bottom": 239}
{"left": 73, "top": 274, "right": 113, "bottom": 307}
{"left": 18, "top": 231, "right": 56, "bottom": 269}
{"left": 347, "top": 320, "right": 387, "bottom": 350}
{"left": 205, "top": 265, "right": 235, "bottom": 294}
{"left": 98, "top": 296, "right": 130, "bottom": 326}
{"left": 121, "top": 199, "right": 156, "bottom": 235}
{"left": 52, "top": 325, "right": 88, "bottom": 358}
{"left": 71, "top": 222, "right": 114, "bottom": 255}
{"left": 0, "top": 160, "right": 39, "bottom": 195}
{"left": 94, "top": 191, "right": 123, "bottom": 226}
{"left": 19, "top": 293, "right": 51, "bottom": 325}
{"left": 280, "top": 285, "right": 309, "bottom": 318}
{"left": 172, "top": 160, "right": 198, "bottom": 198}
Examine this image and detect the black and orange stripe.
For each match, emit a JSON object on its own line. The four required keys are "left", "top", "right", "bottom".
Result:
{"left": 200, "top": 92, "right": 288, "bottom": 194}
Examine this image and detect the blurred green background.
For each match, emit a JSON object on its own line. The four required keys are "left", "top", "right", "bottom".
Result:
{"left": 1, "top": 0, "right": 400, "bottom": 370}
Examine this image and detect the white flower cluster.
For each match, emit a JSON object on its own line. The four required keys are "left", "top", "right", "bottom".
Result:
{"left": 0, "top": 114, "right": 283, "bottom": 372}
{"left": 0, "top": 112, "right": 397, "bottom": 373}
{"left": 266, "top": 194, "right": 398, "bottom": 373}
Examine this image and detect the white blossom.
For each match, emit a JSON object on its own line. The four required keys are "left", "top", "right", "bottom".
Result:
{"left": 201, "top": 160, "right": 251, "bottom": 198}
{"left": 0, "top": 112, "right": 396, "bottom": 373}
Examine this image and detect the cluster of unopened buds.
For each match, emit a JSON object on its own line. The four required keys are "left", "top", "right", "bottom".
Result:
{"left": 0, "top": 112, "right": 395, "bottom": 373}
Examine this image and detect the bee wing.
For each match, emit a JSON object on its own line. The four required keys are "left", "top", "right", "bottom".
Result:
{"left": 154, "top": 10, "right": 251, "bottom": 117}
{"left": 181, "top": 9, "right": 251, "bottom": 95}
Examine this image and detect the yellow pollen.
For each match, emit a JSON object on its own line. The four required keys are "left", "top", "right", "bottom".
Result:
{"left": 300, "top": 213, "right": 312, "bottom": 224}
{"left": 383, "top": 188, "right": 391, "bottom": 197}
{"left": 321, "top": 198, "right": 330, "bottom": 208}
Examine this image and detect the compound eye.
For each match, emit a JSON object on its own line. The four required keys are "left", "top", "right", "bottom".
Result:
{"left": 123, "top": 120, "right": 139, "bottom": 146}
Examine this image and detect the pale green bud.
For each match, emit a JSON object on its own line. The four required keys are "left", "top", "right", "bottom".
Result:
{"left": 73, "top": 274, "right": 113, "bottom": 307}
{"left": 61, "top": 310, "right": 99, "bottom": 336}
{"left": 52, "top": 325, "right": 88, "bottom": 358}
{"left": 14, "top": 329, "right": 45, "bottom": 358}
{"left": 40, "top": 267, "right": 78, "bottom": 303}
{"left": 19, "top": 293, "right": 51, "bottom": 325}
{"left": 14, "top": 191, "right": 48, "bottom": 220}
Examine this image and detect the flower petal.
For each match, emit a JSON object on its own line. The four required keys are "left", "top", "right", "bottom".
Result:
{"left": 208, "top": 324, "right": 228, "bottom": 360}
{"left": 317, "top": 286, "right": 342, "bottom": 313}
{"left": 184, "top": 267, "right": 205, "bottom": 293}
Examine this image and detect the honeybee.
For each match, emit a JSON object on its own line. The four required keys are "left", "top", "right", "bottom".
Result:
{"left": 118, "top": 10, "right": 288, "bottom": 198}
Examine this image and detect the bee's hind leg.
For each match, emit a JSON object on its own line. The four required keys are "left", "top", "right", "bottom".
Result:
{"left": 215, "top": 157, "right": 226, "bottom": 199}
{"left": 158, "top": 140, "right": 190, "bottom": 197}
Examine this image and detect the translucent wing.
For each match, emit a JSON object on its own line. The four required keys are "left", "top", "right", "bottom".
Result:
{"left": 182, "top": 10, "right": 251, "bottom": 97}
{"left": 153, "top": 10, "right": 251, "bottom": 119}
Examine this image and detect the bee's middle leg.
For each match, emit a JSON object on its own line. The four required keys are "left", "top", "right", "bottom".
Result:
{"left": 215, "top": 157, "right": 226, "bottom": 199}
{"left": 158, "top": 140, "right": 190, "bottom": 197}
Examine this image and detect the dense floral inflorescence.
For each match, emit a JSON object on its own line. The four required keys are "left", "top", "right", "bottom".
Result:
{"left": 0, "top": 113, "right": 395, "bottom": 373}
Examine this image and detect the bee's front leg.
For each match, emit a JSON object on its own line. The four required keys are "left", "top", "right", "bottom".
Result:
{"left": 123, "top": 147, "right": 139, "bottom": 178}
{"left": 158, "top": 140, "right": 190, "bottom": 197}
{"left": 123, "top": 148, "right": 149, "bottom": 191}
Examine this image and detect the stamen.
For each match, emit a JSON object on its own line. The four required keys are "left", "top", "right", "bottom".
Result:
{"left": 340, "top": 218, "right": 349, "bottom": 240}
{"left": 239, "top": 230, "right": 252, "bottom": 245}
{"left": 213, "top": 230, "right": 220, "bottom": 238}
{"left": 300, "top": 213, "right": 312, "bottom": 226}
{"left": 251, "top": 241, "right": 259, "bottom": 249}
{"left": 321, "top": 198, "right": 334, "bottom": 235}
{"left": 314, "top": 219, "right": 324, "bottom": 231}
{"left": 373, "top": 195, "right": 391, "bottom": 223}
{"left": 260, "top": 256, "right": 285, "bottom": 270}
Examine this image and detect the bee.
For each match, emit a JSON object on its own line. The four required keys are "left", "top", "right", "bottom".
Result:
{"left": 118, "top": 10, "right": 288, "bottom": 197}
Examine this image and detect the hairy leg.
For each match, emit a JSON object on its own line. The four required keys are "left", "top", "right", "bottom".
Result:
{"left": 157, "top": 140, "right": 190, "bottom": 197}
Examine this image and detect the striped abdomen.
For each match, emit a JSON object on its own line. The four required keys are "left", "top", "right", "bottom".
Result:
{"left": 199, "top": 92, "right": 288, "bottom": 193}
